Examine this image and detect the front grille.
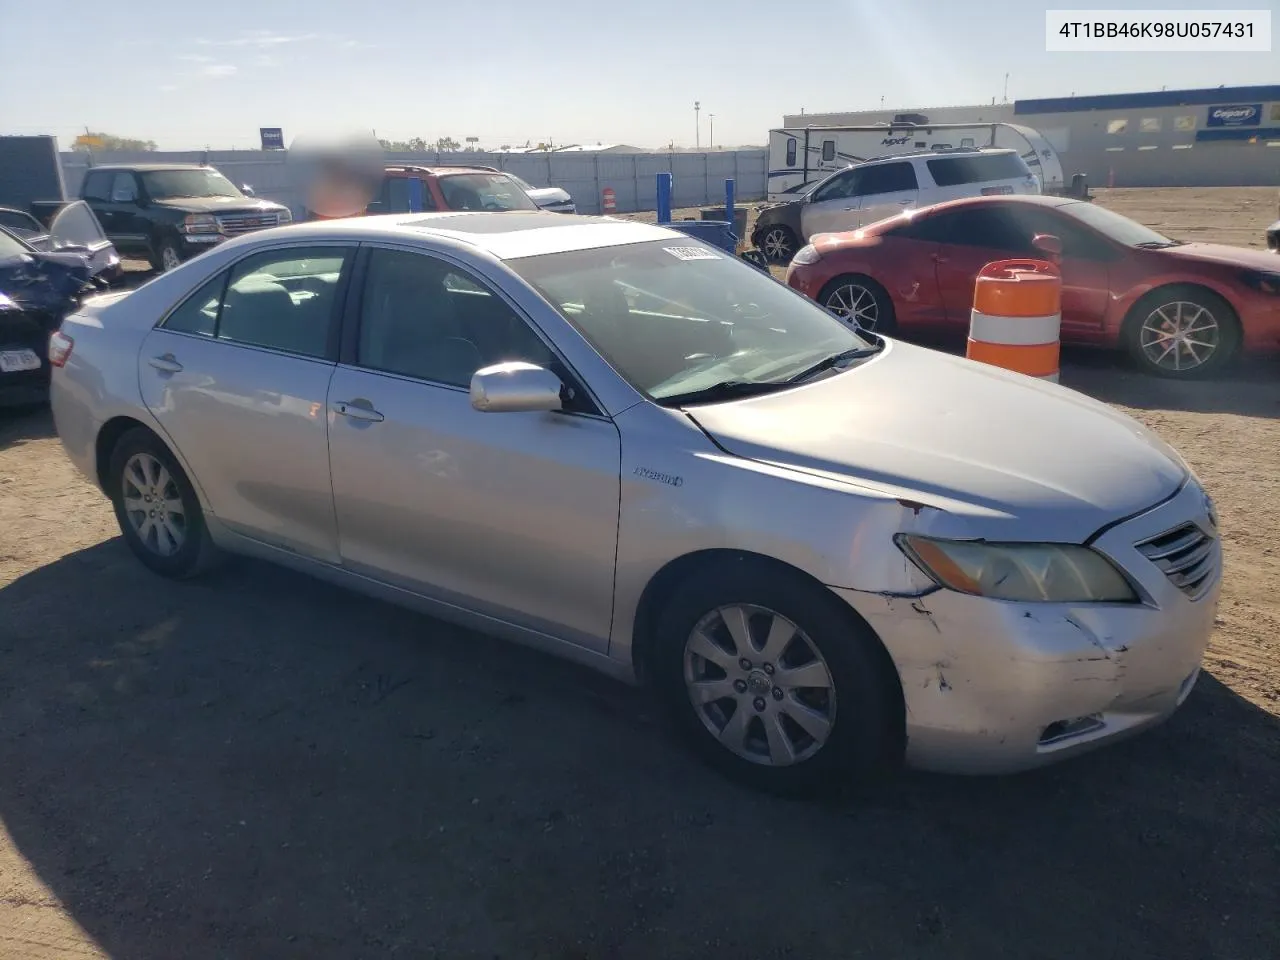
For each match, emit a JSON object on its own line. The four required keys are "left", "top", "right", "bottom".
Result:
{"left": 1136, "top": 523, "right": 1218, "bottom": 601}
{"left": 216, "top": 212, "right": 283, "bottom": 236}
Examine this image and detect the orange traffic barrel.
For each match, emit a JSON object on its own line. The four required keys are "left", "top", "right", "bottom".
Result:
{"left": 967, "top": 259, "right": 1062, "bottom": 382}
{"left": 602, "top": 187, "right": 617, "bottom": 214}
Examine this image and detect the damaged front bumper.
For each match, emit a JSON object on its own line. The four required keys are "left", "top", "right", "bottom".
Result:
{"left": 836, "top": 480, "right": 1221, "bottom": 774}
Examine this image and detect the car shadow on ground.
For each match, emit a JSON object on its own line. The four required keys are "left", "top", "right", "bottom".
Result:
{"left": 1, "top": 541, "right": 1277, "bottom": 959}
{"left": 0, "top": 405, "right": 54, "bottom": 452}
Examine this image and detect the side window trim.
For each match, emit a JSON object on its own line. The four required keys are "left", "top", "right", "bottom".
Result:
{"left": 339, "top": 241, "right": 605, "bottom": 418}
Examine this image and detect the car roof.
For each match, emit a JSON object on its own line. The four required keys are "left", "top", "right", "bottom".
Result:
{"left": 85, "top": 164, "right": 217, "bottom": 173}
{"left": 383, "top": 164, "right": 506, "bottom": 178}
{"left": 239, "top": 211, "right": 682, "bottom": 260}
{"left": 860, "top": 147, "right": 1019, "bottom": 166}
{"left": 860, "top": 194, "right": 1080, "bottom": 235}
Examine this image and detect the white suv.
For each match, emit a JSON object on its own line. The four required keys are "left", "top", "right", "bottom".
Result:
{"left": 752, "top": 148, "right": 1041, "bottom": 262}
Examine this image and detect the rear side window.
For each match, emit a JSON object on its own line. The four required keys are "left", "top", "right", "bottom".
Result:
{"left": 81, "top": 171, "right": 113, "bottom": 202}
{"left": 161, "top": 247, "right": 350, "bottom": 358}
{"left": 855, "top": 162, "right": 918, "bottom": 195}
{"left": 927, "top": 153, "right": 1031, "bottom": 187}
{"left": 384, "top": 176, "right": 438, "bottom": 212}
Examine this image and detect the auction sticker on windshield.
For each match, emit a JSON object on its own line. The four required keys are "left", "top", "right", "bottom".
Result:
{"left": 663, "top": 246, "right": 721, "bottom": 261}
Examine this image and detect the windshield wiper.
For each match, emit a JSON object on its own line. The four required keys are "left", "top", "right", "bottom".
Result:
{"left": 655, "top": 379, "right": 793, "bottom": 407}
{"left": 785, "top": 344, "right": 884, "bottom": 384}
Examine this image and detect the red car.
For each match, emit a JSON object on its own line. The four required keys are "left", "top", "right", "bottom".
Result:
{"left": 785, "top": 195, "right": 1280, "bottom": 379}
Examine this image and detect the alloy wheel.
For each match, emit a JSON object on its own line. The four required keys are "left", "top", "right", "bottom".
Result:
{"left": 122, "top": 452, "right": 187, "bottom": 557}
{"left": 825, "top": 283, "right": 879, "bottom": 330}
{"left": 160, "top": 246, "right": 182, "bottom": 272}
{"left": 761, "top": 228, "right": 793, "bottom": 262}
{"left": 683, "top": 604, "right": 837, "bottom": 767}
{"left": 1139, "top": 301, "right": 1220, "bottom": 373}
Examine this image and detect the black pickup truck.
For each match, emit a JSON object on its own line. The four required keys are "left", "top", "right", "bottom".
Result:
{"left": 79, "top": 163, "right": 292, "bottom": 272}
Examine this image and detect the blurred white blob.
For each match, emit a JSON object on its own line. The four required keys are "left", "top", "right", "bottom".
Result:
{"left": 288, "top": 132, "right": 385, "bottom": 219}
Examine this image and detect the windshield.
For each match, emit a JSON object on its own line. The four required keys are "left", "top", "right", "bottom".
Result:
{"left": 439, "top": 173, "right": 539, "bottom": 212}
{"left": 1061, "top": 200, "right": 1175, "bottom": 246}
{"left": 141, "top": 169, "right": 243, "bottom": 200}
{"left": 0, "top": 228, "right": 30, "bottom": 259}
{"left": 508, "top": 239, "right": 875, "bottom": 403}
{"left": 508, "top": 174, "right": 535, "bottom": 192}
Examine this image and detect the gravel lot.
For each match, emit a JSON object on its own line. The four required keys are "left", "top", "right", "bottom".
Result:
{"left": 1, "top": 188, "right": 1278, "bottom": 959}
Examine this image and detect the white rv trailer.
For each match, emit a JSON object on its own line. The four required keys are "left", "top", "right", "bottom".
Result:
{"left": 768, "top": 122, "right": 1065, "bottom": 201}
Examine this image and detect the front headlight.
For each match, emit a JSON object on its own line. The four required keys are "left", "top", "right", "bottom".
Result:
{"left": 1240, "top": 269, "right": 1280, "bottom": 295}
{"left": 277, "top": 208, "right": 293, "bottom": 224}
{"left": 791, "top": 243, "right": 821, "bottom": 265}
{"left": 896, "top": 535, "right": 1137, "bottom": 603}
{"left": 181, "top": 213, "right": 219, "bottom": 235}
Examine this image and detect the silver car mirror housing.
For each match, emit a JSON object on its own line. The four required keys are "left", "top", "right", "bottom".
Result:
{"left": 470, "top": 361, "right": 564, "bottom": 413}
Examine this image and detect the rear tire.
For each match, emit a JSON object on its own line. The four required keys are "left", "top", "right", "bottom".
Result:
{"left": 1122, "top": 285, "right": 1239, "bottom": 379}
{"left": 818, "top": 275, "right": 897, "bottom": 335}
{"left": 652, "top": 560, "right": 901, "bottom": 796}
{"left": 107, "top": 428, "right": 222, "bottom": 579}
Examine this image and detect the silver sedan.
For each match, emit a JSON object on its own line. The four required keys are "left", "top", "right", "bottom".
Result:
{"left": 50, "top": 211, "right": 1220, "bottom": 794}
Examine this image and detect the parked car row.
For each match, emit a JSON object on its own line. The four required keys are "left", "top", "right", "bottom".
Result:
{"left": 48, "top": 209, "right": 1221, "bottom": 794}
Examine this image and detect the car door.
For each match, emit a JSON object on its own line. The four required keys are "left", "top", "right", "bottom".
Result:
{"left": 852, "top": 161, "right": 921, "bottom": 228}
{"left": 137, "top": 243, "right": 354, "bottom": 563}
{"left": 326, "top": 245, "right": 621, "bottom": 651}
{"left": 1002, "top": 206, "right": 1114, "bottom": 338}
{"left": 799, "top": 169, "right": 862, "bottom": 239}
{"left": 100, "top": 172, "right": 151, "bottom": 255}
{"left": 924, "top": 206, "right": 1035, "bottom": 325}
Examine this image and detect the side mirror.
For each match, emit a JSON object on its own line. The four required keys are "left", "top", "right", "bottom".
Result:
{"left": 470, "top": 361, "right": 564, "bottom": 413}
{"left": 242, "top": 184, "right": 256, "bottom": 197}
{"left": 1032, "top": 233, "right": 1063, "bottom": 258}
{"left": 365, "top": 200, "right": 385, "bottom": 213}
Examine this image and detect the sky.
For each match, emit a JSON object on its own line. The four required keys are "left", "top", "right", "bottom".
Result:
{"left": 2, "top": 0, "right": 1277, "bottom": 151}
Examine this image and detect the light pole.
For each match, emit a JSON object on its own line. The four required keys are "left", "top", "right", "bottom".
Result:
{"left": 709, "top": 113, "right": 714, "bottom": 150}
{"left": 694, "top": 101, "right": 700, "bottom": 150}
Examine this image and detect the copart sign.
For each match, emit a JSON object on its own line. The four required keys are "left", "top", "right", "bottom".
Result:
{"left": 1205, "top": 104, "right": 1262, "bottom": 127}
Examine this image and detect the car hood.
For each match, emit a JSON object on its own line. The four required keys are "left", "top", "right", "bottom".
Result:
{"left": 526, "top": 186, "right": 572, "bottom": 204}
{"left": 151, "top": 197, "right": 287, "bottom": 214}
{"left": 1157, "top": 241, "right": 1280, "bottom": 270}
{"left": 685, "top": 340, "right": 1187, "bottom": 542}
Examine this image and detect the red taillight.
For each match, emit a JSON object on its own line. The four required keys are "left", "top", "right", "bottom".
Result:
{"left": 981, "top": 185, "right": 1014, "bottom": 196}
{"left": 48, "top": 330, "right": 74, "bottom": 368}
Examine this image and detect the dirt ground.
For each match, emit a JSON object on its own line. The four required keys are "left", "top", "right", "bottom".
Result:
{"left": 1, "top": 188, "right": 1278, "bottom": 959}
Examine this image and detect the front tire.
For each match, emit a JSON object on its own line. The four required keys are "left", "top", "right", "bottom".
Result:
{"left": 757, "top": 224, "right": 798, "bottom": 264}
{"left": 1122, "top": 286, "right": 1240, "bottom": 379}
{"left": 107, "top": 428, "right": 221, "bottom": 578}
{"left": 151, "top": 238, "right": 183, "bottom": 273}
{"left": 652, "top": 561, "right": 901, "bottom": 796}
{"left": 818, "top": 275, "right": 897, "bottom": 335}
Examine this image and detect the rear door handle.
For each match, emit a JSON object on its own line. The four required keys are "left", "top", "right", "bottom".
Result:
{"left": 897, "top": 199, "right": 914, "bottom": 205}
{"left": 332, "top": 399, "right": 385, "bottom": 423}
{"left": 148, "top": 354, "right": 183, "bottom": 373}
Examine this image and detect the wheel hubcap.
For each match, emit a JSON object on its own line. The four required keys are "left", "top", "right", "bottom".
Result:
{"left": 826, "top": 284, "right": 878, "bottom": 330}
{"left": 1139, "top": 301, "right": 1219, "bottom": 372}
{"left": 122, "top": 453, "right": 186, "bottom": 556}
{"left": 683, "top": 604, "right": 837, "bottom": 767}
{"left": 762, "top": 229, "right": 791, "bottom": 260}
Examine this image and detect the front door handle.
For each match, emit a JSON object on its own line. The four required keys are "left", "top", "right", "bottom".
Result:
{"left": 332, "top": 398, "right": 385, "bottom": 423}
{"left": 148, "top": 354, "right": 183, "bottom": 373}
{"left": 932, "top": 254, "right": 950, "bottom": 264}
{"left": 898, "top": 199, "right": 914, "bottom": 205}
